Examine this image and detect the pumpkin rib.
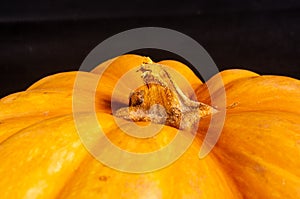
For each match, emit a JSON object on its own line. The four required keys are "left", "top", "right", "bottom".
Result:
{"left": 209, "top": 110, "right": 300, "bottom": 198}
{"left": 217, "top": 69, "right": 259, "bottom": 84}
{"left": 214, "top": 147, "right": 300, "bottom": 199}
{"left": 196, "top": 69, "right": 300, "bottom": 107}
{"left": 214, "top": 111, "right": 300, "bottom": 168}
{"left": 225, "top": 108, "right": 300, "bottom": 117}
{"left": 0, "top": 114, "right": 87, "bottom": 199}
{"left": 57, "top": 151, "right": 242, "bottom": 199}
{"left": 53, "top": 114, "right": 239, "bottom": 198}
{"left": 0, "top": 113, "right": 118, "bottom": 198}
{"left": 0, "top": 90, "right": 73, "bottom": 120}
{"left": 0, "top": 115, "right": 59, "bottom": 144}
{"left": 197, "top": 74, "right": 300, "bottom": 114}
{"left": 194, "top": 69, "right": 260, "bottom": 106}
{"left": 101, "top": 121, "right": 178, "bottom": 153}
{"left": 222, "top": 75, "right": 300, "bottom": 114}
{"left": 91, "top": 54, "right": 153, "bottom": 78}
{"left": 52, "top": 114, "right": 123, "bottom": 199}
{"left": 56, "top": 115, "right": 242, "bottom": 199}
{"left": 26, "top": 71, "right": 79, "bottom": 91}
{"left": 196, "top": 69, "right": 259, "bottom": 93}
{"left": 0, "top": 113, "right": 77, "bottom": 144}
{"left": 90, "top": 56, "right": 118, "bottom": 74}
{"left": 214, "top": 147, "right": 300, "bottom": 198}
{"left": 0, "top": 87, "right": 111, "bottom": 121}
{"left": 0, "top": 90, "right": 88, "bottom": 120}
{"left": 55, "top": 149, "right": 96, "bottom": 199}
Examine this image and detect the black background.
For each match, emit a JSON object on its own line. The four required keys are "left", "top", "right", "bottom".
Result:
{"left": 1, "top": 0, "right": 300, "bottom": 97}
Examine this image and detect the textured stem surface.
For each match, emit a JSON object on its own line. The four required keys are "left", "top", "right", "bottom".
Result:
{"left": 115, "top": 63, "right": 217, "bottom": 130}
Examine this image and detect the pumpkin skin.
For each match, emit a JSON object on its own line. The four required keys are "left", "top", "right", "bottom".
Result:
{"left": 0, "top": 54, "right": 299, "bottom": 198}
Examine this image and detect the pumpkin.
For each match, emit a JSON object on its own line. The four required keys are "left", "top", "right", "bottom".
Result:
{"left": 0, "top": 54, "right": 299, "bottom": 198}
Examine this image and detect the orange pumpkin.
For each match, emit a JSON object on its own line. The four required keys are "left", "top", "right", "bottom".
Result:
{"left": 0, "top": 54, "right": 299, "bottom": 198}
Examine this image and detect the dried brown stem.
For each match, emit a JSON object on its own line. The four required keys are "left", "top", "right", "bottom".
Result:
{"left": 115, "top": 63, "right": 217, "bottom": 130}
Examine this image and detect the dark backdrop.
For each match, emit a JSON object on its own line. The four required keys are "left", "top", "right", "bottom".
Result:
{"left": 1, "top": 0, "right": 300, "bottom": 97}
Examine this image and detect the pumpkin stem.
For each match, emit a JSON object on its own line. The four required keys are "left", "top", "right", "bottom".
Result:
{"left": 115, "top": 63, "right": 217, "bottom": 130}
